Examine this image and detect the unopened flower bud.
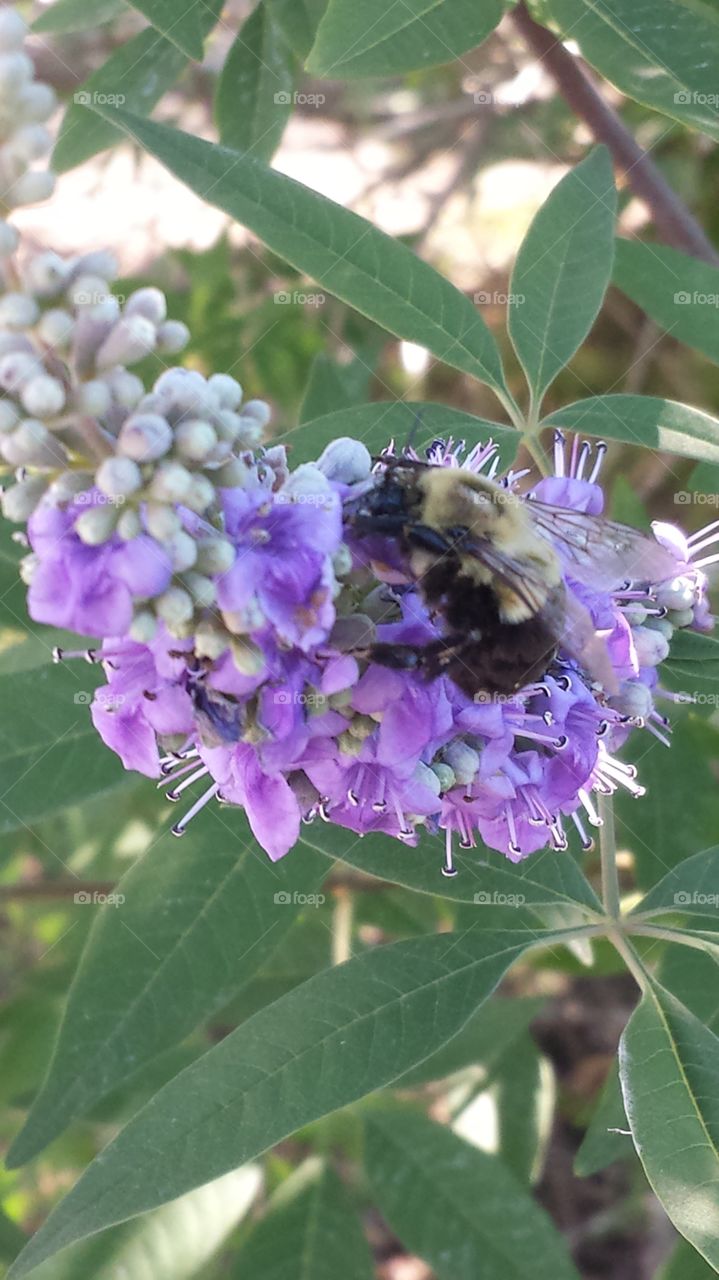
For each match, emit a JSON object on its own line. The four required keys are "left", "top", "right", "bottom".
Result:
{"left": 19, "top": 551, "right": 38, "bottom": 584}
{"left": 430, "top": 763, "right": 455, "bottom": 793}
{"left": 230, "top": 636, "right": 265, "bottom": 675}
{"left": 0, "top": 219, "right": 19, "bottom": 256}
{"left": 212, "top": 457, "right": 253, "bottom": 487}
{"left": 96, "top": 314, "right": 156, "bottom": 369}
{"left": 47, "top": 471, "right": 92, "bottom": 503}
{"left": 6, "top": 170, "right": 54, "bottom": 207}
{"left": 16, "top": 81, "right": 55, "bottom": 123}
{"left": 667, "top": 607, "right": 695, "bottom": 628}
{"left": 174, "top": 417, "right": 217, "bottom": 462}
{"left": 194, "top": 618, "right": 229, "bottom": 659}
{"left": 609, "top": 680, "right": 654, "bottom": 721}
{"left": 195, "top": 536, "right": 235, "bottom": 575}
{"left": 67, "top": 273, "right": 113, "bottom": 309}
{"left": 1, "top": 473, "right": 47, "bottom": 520}
{"left": 118, "top": 412, "right": 172, "bottom": 462}
{"left": 156, "top": 320, "right": 189, "bottom": 354}
{"left": 632, "top": 625, "right": 670, "bottom": 667}
{"left": 20, "top": 374, "right": 65, "bottom": 417}
{"left": 129, "top": 610, "right": 157, "bottom": 644}
{"left": 332, "top": 544, "right": 353, "bottom": 578}
{"left": 9, "top": 123, "right": 52, "bottom": 164}
{"left": 73, "top": 379, "right": 111, "bottom": 417}
{"left": 338, "top": 730, "right": 364, "bottom": 757}
{"left": 1, "top": 418, "right": 62, "bottom": 466}
{"left": 182, "top": 571, "right": 216, "bottom": 607}
{"left": 241, "top": 398, "right": 271, "bottom": 427}
{"left": 0, "top": 292, "right": 38, "bottom": 328}
{"left": 116, "top": 507, "right": 142, "bottom": 540}
{"left": 144, "top": 501, "right": 182, "bottom": 541}
{"left": 96, "top": 456, "right": 142, "bottom": 499}
{"left": 234, "top": 416, "right": 264, "bottom": 449}
{"left": 169, "top": 530, "right": 197, "bottom": 572}
{"left": 38, "top": 308, "right": 74, "bottom": 348}
{"left": 155, "top": 586, "right": 194, "bottom": 628}
{"left": 442, "top": 740, "right": 480, "bottom": 786}
{"left": 71, "top": 249, "right": 118, "bottom": 280}
{"left": 347, "top": 713, "right": 376, "bottom": 741}
{"left": 75, "top": 503, "right": 119, "bottom": 545}
{"left": 154, "top": 367, "right": 208, "bottom": 413}
{"left": 317, "top": 436, "right": 372, "bottom": 483}
{"left": 208, "top": 373, "right": 243, "bottom": 409}
{"left": 0, "top": 10, "right": 27, "bottom": 51}
{"left": 125, "top": 287, "right": 166, "bottom": 325}
{"left": 105, "top": 368, "right": 144, "bottom": 409}
{"left": 23, "top": 251, "right": 67, "bottom": 296}
{"left": 0, "top": 399, "right": 18, "bottom": 432}
{"left": 656, "top": 577, "right": 696, "bottom": 612}
{"left": 0, "top": 51, "right": 33, "bottom": 95}
{"left": 0, "top": 349, "right": 40, "bottom": 391}
{"left": 183, "top": 473, "right": 215, "bottom": 513}
{"left": 149, "top": 460, "right": 192, "bottom": 502}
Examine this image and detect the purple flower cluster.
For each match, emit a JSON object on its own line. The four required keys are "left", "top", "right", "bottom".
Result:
{"left": 36, "top": 425, "right": 713, "bottom": 873}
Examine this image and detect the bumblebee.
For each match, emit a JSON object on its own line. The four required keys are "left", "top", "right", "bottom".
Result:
{"left": 344, "top": 456, "right": 678, "bottom": 699}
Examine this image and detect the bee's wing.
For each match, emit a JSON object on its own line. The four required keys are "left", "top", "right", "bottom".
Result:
{"left": 527, "top": 500, "right": 679, "bottom": 590}
{"left": 461, "top": 536, "right": 551, "bottom": 615}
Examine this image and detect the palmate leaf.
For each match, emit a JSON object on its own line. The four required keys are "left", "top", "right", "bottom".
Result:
{"left": 508, "top": 148, "right": 616, "bottom": 408}
{"left": 230, "top": 1159, "right": 373, "bottom": 1279}
{"left": 613, "top": 240, "right": 719, "bottom": 366}
{"left": 543, "top": 395, "right": 719, "bottom": 465}
{"left": 531, "top": 0, "right": 719, "bottom": 141}
{"left": 631, "top": 845, "right": 719, "bottom": 922}
{"left": 619, "top": 977, "right": 719, "bottom": 1269}
{"left": 88, "top": 106, "right": 513, "bottom": 402}
{"left": 8, "top": 928, "right": 545, "bottom": 1276}
{"left": 365, "top": 1108, "right": 580, "bottom": 1280}
{"left": 306, "top": 0, "right": 507, "bottom": 78}
{"left": 8, "top": 810, "right": 328, "bottom": 1167}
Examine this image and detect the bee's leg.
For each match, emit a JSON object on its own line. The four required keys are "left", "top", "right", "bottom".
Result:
{"left": 360, "top": 641, "right": 425, "bottom": 672}
{"left": 405, "top": 523, "right": 456, "bottom": 555}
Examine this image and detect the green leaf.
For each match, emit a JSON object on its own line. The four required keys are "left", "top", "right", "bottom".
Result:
{"left": 307, "top": 0, "right": 506, "bottom": 78}
{"left": 8, "top": 929, "right": 535, "bottom": 1276}
{"left": 395, "top": 996, "right": 544, "bottom": 1088}
{"left": 298, "top": 350, "right": 377, "bottom": 424}
{"left": 532, "top": 0, "right": 719, "bottom": 141}
{"left": 574, "top": 1063, "right": 631, "bottom": 1176}
{"left": 281, "top": 401, "right": 519, "bottom": 466}
{"left": 0, "top": 664, "right": 126, "bottom": 834}
{"left": 127, "top": 0, "right": 205, "bottom": 58}
{"left": 0, "top": 1211, "right": 25, "bottom": 1264}
{"left": 631, "top": 845, "right": 719, "bottom": 921}
{"left": 29, "top": 1166, "right": 262, "bottom": 1280}
{"left": 619, "top": 978, "right": 719, "bottom": 1269}
{"left": 614, "top": 239, "right": 719, "bottom": 365}
{"left": 508, "top": 148, "right": 616, "bottom": 406}
{"left": 216, "top": 4, "right": 294, "bottom": 163}
{"left": 492, "top": 1032, "right": 553, "bottom": 1183}
{"left": 87, "top": 107, "right": 512, "bottom": 399}
{"left": 231, "top": 1159, "right": 373, "bottom": 1279}
{"left": 659, "top": 1239, "right": 719, "bottom": 1280}
{"left": 615, "top": 718, "right": 719, "bottom": 889}
{"left": 543, "top": 395, "right": 719, "bottom": 465}
{"left": 302, "top": 822, "right": 602, "bottom": 914}
{"left": 265, "top": 0, "right": 327, "bottom": 57}
{"left": 365, "top": 1108, "right": 580, "bottom": 1280}
{"left": 8, "top": 812, "right": 328, "bottom": 1167}
{"left": 34, "top": 0, "right": 126, "bottom": 34}
{"left": 660, "top": 946, "right": 719, "bottom": 1030}
{"left": 663, "top": 631, "right": 719, "bottom": 697}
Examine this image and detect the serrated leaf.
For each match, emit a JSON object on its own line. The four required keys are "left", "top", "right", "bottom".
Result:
{"left": 0, "top": 664, "right": 126, "bottom": 834}
{"left": 7, "top": 929, "right": 536, "bottom": 1276}
{"left": 216, "top": 4, "right": 294, "bottom": 163}
{"left": 631, "top": 845, "right": 719, "bottom": 922}
{"left": 87, "top": 107, "right": 512, "bottom": 399}
{"left": 8, "top": 811, "right": 327, "bottom": 1167}
{"left": 508, "top": 148, "right": 616, "bottom": 406}
{"left": 307, "top": 0, "right": 506, "bottom": 78}
{"left": 281, "top": 401, "right": 519, "bottom": 466}
{"left": 34, "top": 0, "right": 126, "bottom": 34}
{"left": 543, "top": 395, "right": 719, "bottom": 465}
{"left": 574, "top": 1063, "right": 631, "bottom": 1176}
{"left": 265, "top": 0, "right": 327, "bottom": 57}
{"left": 614, "top": 239, "right": 719, "bottom": 366}
{"left": 365, "top": 1108, "right": 580, "bottom": 1280}
{"left": 127, "top": 0, "right": 205, "bottom": 58}
{"left": 619, "top": 978, "right": 719, "bottom": 1269}
{"left": 231, "top": 1159, "right": 373, "bottom": 1279}
{"left": 532, "top": 0, "right": 719, "bottom": 141}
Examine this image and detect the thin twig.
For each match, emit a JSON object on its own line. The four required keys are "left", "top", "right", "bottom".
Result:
{"left": 512, "top": 2, "right": 719, "bottom": 266}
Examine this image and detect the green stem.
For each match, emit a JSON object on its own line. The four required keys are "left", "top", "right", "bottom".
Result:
{"left": 606, "top": 927, "right": 649, "bottom": 991}
{"left": 629, "top": 922, "right": 719, "bottom": 957}
{"left": 521, "top": 429, "right": 550, "bottom": 476}
{"left": 495, "top": 386, "right": 526, "bottom": 432}
{"left": 598, "top": 792, "right": 621, "bottom": 919}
